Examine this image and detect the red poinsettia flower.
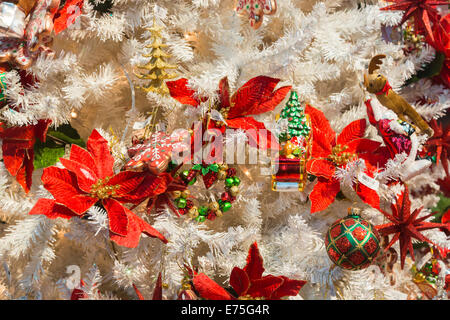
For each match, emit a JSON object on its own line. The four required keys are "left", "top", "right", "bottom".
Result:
{"left": 376, "top": 185, "right": 450, "bottom": 269}
{"left": 0, "top": 119, "right": 51, "bottom": 193}
{"left": 192, "top": 242, "right": 306, "bottom": 300}
{"left": 381, "top": 0, "right": 448, "bottom": 43}
{"left": 167, "top": 76, "right": 292, "bottom": 150}
{"left": 29, "top": 129, "right": 170, "bottom": 248}
{"left": 425, "top": 119, "right": 450, "bottom": 177}
{"left": 304, "top": 105, "right": 382, "bottom": 213}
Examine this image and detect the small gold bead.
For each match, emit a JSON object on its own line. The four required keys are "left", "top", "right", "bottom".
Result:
{"left": 217, "top": 170, "right": 227, "bottom": 180}
{"left": 230, "top": 186, "right": 239, "bottom": 197}
{"left": 172, "top": 191, "right": 182, "bottom": 199}
{"left": 181, "top": 190, "right": 190, "bottom": 198}
{"left": 209, "top": 201, "right": 220, "bottom": 211}
{"left": 188, "top": 207, "right": 199, "bottom": 218}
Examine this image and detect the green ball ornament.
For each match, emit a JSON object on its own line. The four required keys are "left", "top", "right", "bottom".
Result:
{"left": 175, "top": 198, "right": 187, "bottom": 209}
{"left": 225, "top": 177, "right": 234, "bottom": 188}
{"left": 196, "top": 215, "right": 206, "bottom": 222}
{"left": 325, "top": 208, "right": 381, "bottom": 271}
{"left": 221, "top": 201, "right": 232, "bottom": 212}
{"left": 232, "top": 176, "right": 240, "bottom": 186}
{"left": 198, "top": 206, "right": 209, "bottom": 216}
{"left": 181, "top": 170, "right": 190, "bottom": 178}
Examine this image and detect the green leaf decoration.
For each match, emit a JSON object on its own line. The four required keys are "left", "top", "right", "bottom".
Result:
{"left": 46, "top": 123, "right": 85, "bottom": 148}
{"left": 33, "top": 140, "right": 66, "bottom": 169}
{"left": 192, "top": 164, "right": 202, "bottom": 171}
{"left": 201, "top": 167, "right": 209, "bottom": 176}
{"left": 209, "top": 164, "right": 219, "bottom": 172}
{"left": 404, "top": 52, "right": 445, "bottom": 86}
{"left": 33, "top": 123, "right": 85, "bottom": 169}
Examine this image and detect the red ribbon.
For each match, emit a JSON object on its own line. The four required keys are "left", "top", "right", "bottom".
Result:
{"left": 376, "top": 81, "right": 392, "bottom": 96}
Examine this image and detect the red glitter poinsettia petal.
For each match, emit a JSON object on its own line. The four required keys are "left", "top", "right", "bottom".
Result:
{"left": 107, "top": 171, "right": 146, "bottom": 196}
{"left": 306, "top": 158, "right": 335, "bottom": 179}
{"left": 41, "top": 167, "right": 96, "bottom": 214}
{"left": 167, "top": 78, "right": 202, "bottom": 107}
{"left": 60, "top": 158, "right": 98, "bottom": 193}
{"left": 229, "top": 76, "right": 290, "bottom": 118}
{"left": 0, "top": 124, "right": 36, "bottom": 143}
{"left": 69, "top": 144, "right": 97, "bottom": 173}
{"left": 120, "top": 173, "right": 173, "bottom": 204}
{"left": 309, "top": 178, "right": 341, "bottom": 213}
{"left": 243, "top": 242, "right": 265, "bottom": 281}
{"left": 29, "top": 198, "right": 79, "bottom": 219}
{"left": 246, "top": 275, "right": 283, "bottom": 299}
{"left": 337, "top": 119, "right": 367, "bottom": 146}
{"left": 226, "top": 117, "right": 279, "bottom": 150}
{"left": 230, "top": 267, "right": 251, "bottom": 297}
{"left": 269, "top": 276, "right": 307, "bottom": 300}
{"left": 152, "top": 272, "right": 163, "bottom": 300}
{"left": 193, "top": 273, "right": 233, "bottom": 300}
{"left": 305, "top": 104, "right": 336, "bottom": 148}
{"left": 108, "top": 201, "right": 167, "bottom": 248}
{"left": 87, "top": 130, "right": 115, "bottom": 179}
{"left": 103, "top": 198, "right": 129, "bottom": 237}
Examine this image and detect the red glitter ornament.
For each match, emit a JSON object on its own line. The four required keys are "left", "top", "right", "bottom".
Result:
{"left": 375, "top": 185, "right": 450, "bottom": 269}
{"left": 325, "top": 207, "right": 381, "bottom": 270}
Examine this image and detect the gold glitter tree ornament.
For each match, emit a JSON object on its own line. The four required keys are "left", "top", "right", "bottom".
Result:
{"left": 134, "top": 22, "right": 177, "bottom": 95}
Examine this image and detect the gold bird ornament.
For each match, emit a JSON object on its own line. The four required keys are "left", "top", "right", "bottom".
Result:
{"left": 364, "top": 54, "right": 433, "bottom": 136}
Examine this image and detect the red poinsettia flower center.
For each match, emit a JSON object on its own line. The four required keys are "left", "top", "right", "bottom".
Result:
{"left": 89, "top": 177, "right": 121, "bottom": 199}
{"left": 328, "top": 144, "right": 357, "bottom": 166}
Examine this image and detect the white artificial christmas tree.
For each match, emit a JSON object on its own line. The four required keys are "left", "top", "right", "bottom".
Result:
{"left": 0, "top": 0, "right": 448, "bottom": 300}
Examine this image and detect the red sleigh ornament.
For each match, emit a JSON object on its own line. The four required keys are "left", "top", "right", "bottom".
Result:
{"left": 271, "top": 91, "right": 312, "bottom": 192}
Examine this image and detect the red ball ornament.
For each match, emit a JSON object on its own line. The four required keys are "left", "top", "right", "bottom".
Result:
{"left": 325, "top": 208, "right": 381, "bottom": 270}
